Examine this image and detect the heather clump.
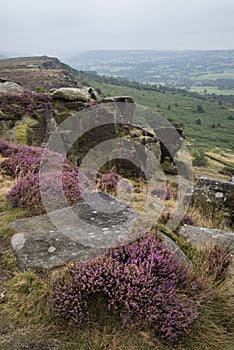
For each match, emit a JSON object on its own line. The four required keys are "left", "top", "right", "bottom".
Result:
{"left": 0, "top": 139, "right": 88, "bottom": 215}
{"left": 0, "top": 92, "right": 53, "bottom": 117}
{"left": 6, "top": 168, "right": 84, "bottom": 215}
{"left": 52, "top": 233, "right": 208, "bottom": 343}
{"left": 96, "top": 171, "right": 122, "bottom": 194}
{"left": 1, "top": 147, "right": 42, "bottom": 177}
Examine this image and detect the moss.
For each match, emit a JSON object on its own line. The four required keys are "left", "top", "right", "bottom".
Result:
{"left": 14, "top": 116, "right": 40, "bottom": 145}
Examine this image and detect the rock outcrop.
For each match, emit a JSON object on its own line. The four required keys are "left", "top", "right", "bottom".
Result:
{"left": 0, "top": 80, "right": 24, "bottom": 94}
{"left": 190, "top": 177, "right": 234, "bottom": 225}
{"left": 52, "top": 87, "right": 93, "bottom": 102}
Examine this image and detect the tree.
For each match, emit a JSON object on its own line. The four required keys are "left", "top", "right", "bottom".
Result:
{"left": 196, "top": 118, "right": 202, "bottom": 125}
{"left": 196, "top": 105, "right": 205, "bottom": 113}
{"left": 192, "top": 150, "right": 208, "bottom": 167}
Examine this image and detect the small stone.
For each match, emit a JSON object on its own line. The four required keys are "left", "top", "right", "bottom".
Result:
{"left": 48, "top": 246, "right": 56, "bottom": 253}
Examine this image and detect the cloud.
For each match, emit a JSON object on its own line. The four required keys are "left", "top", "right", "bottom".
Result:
{"left": 0, "top": 0, "right": 233, "bottom": 56}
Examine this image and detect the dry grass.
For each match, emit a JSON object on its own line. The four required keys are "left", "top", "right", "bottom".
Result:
{"left": 188, "top": 205, "right": 232, "bottom": 231}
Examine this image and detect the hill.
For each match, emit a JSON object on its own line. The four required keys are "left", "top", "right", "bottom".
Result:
{"left": 68, "top": 50, "right": 234, "bottom": 95}
{"left": 0, "top": 56, "right": 85, "bottom": 91}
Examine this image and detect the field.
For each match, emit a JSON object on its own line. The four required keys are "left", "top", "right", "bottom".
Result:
{"left": 190, "top": 86, "right": 234, "bottom": 95}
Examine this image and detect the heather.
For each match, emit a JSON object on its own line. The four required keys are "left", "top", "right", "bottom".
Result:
{"left": 52, "top": 233, "right": 208, "bottom": 343}
{"left": 0, "top": 92, "right": 53, "bottom": 117}
{"left": 0, "top": 139, "right": 87, "bottom": 214}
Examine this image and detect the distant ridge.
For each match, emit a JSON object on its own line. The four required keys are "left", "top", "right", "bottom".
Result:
{"left": 0, "top": 56, "right": 83, "bottom": 90}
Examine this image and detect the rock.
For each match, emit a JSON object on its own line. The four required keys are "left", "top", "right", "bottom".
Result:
{"left": 180, "top": 225, "right": 234, "bottom": 251}
{"left": 155, "top": 127, "right": 183, "bottom": 163}
{"left": 191, "top": 177, "right": 234, "bottom": 225}
{"left": 10, "top": 192, "right": 138, "bottom": 270}
{"left": 88, "top": 87, "right": 101, "bottom": 101}
{"left": 10, "top": 192, "right": 190, "bottom": 270}
{"left": 196, "top": 177, "right": 234, "bottom": 193}
{"left": 51, "top": 87, "right": 91, "bottom": 102}
{"left": 160, "top": 232, "right": 191, "bottom": 267}
{"left": 0, "top": 80, "right": 24, "bottom": 94}
{"left": 101, "top": 96, "right": 135, "bottom": 103}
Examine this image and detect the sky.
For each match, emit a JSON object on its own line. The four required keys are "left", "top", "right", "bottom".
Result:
{"left": 0, "top": 0, "right": 234, "bottom": 58}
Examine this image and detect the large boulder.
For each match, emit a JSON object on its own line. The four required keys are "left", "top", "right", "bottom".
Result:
{"left": 0, "top": 80, "right": 24, "bottom": 94}
{"left": 10, "top": 192, "right": 138, "bottom": 270}
{"left": 155, "top": 127, "right": 183, "bottom": 163}
{"left": 52, "top": 87, "right": 95, "bottom": 102}
{"left": 190, "top": 177, "right": 234, "bottom": 225}
{"left": 10, "top": 192, "right": 190, "bottom": 270}
{"left": 180, "top": 225, "right": 234, "bottom": 252}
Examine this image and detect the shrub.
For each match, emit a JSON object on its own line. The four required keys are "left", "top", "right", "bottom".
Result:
{"left": 6, "top": 169, "right": 84, "bottom": 215}
{"left": 0, "top": 92, "right": 53, "bottom": 117}
{"left": 1, "top": 148, "right": 42, "bottom": 176}
{"left": 52, "top": 233, "right": 208, "bottom": 343}
{"left": 2, "top": 141, "right": 89, "bottom": 214}
{"left": 0, "top": 139, "right": 19, "bottom": 157}
{"left": 192, "top": 150, "right": 208, "bottom": 167}
{"left": 196, "top": 105, "right": 204, "bottom": 113}
{"left": 96, "top": 172, "right": 121, "bottom": 194}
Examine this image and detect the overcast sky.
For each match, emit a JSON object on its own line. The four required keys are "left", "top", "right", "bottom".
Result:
{"left": 0, "top": 0, "right": 234, "bottom": 58}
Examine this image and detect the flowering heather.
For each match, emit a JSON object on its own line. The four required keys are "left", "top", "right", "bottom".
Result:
{"left": 1, "top": 147, "right": 42, "bottom": 177}
{"left": 1, "top": 140, "right": 89, "bottom": 214}
{"left": 6, "top": 168, "right": 84, "bottom": 215}
{"left": 52, "top": 233, "right": 208, "bottom": 342}
{"left": 0, "top": 92, "right": 53, "bottom": 117}
{"left": 0, "top": 139, "right": 19, "bottom": 157}
{"left": 96, "top": 172, "right": 122, "bottom": 193}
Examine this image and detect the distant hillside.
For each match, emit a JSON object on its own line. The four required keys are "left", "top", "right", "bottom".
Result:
{"left": 68, "top": 50, "right": 234, "bottom": 95}
{"left": 0, "top": 56, "right": 87, "bottom": 90}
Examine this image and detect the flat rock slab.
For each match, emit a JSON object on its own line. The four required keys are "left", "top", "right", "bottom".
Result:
{"left": 10, "top": 192, "right": 138, "bottom": 270}
{"left": 10, "top": 191, "right": 192, "bottom": 271}
{"left": 180, "top": 225, "right": 234, "bottom": 251}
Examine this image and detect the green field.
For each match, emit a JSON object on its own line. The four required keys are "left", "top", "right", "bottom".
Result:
{"left": 190, "top": 86, "right": 234, "bottom": 95}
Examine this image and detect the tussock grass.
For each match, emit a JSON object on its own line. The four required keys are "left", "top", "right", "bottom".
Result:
{"left": 188, "top": 204, "right": 232, "bottom": 231}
